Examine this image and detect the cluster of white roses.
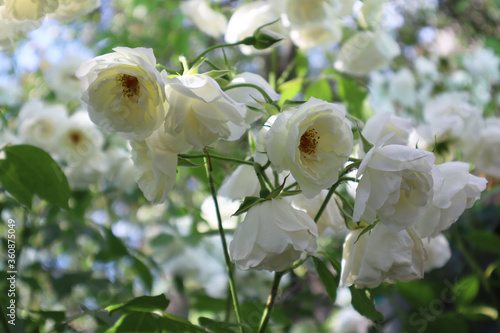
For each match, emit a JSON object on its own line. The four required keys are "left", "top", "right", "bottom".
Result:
{"left": 182, "top": 0, "right": 401, "bottom": 76}
{"left": 1, "top": 98, "right": 135, "bottom": 191}
{"left": 75, "top": 45, "right": 487, "bottom": 289}
{"left": 0, "top": 0, "right": 101, "bottom": 49}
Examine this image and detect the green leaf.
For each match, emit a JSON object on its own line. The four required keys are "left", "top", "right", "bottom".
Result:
{"left": 304, "top": 79, "right": 332, "bottom": 101}
{"left": 336, "top": 76, "right": 369, "bottom": 120}
{"left": 198, "top": 317, "right": 248, "bottom": 333}
{"left": 295, "top": 51, "right": 309, "bottom": 78}
{"left": 349, "top": 286, "right": 384, "bottom": 322}
{"left": 0, "top": 145, "right": 70, "bottom": 208}
{"left": 233, "top": 196, "right": 266, "bottom": 216}
{"left": 203, "top": 69, "right": 233, "bottom": 79}
{"left": 106, "top": 312, "right": 160, "bottom": 333}
{"left": 267, "top": 175, "right": 288, "bottom": 199}
{"left": 178, "top": 157, "right": 203, "bottom": 168}
{"left": 355, "top": 221, "right": 378, "bottom": 244}
{"left": 106, "top": 294, "right": 170, "bottom": 314}
{"left": 465, "top": 231, "right": 500, "bottom": 255}
{"left": 457, "top": 304, "right": 498, "bottom": 321}
{"left": 313, "top": 257, "right": 340, "bottom": 304}
{"left": 160, "top": 313, "right": 206, "bottom": 332}
{"left": 453, "top": 275, "right": 480, "bottom": 305}
{"left": 279, "top": 78, "right": 303, "bottom": 104}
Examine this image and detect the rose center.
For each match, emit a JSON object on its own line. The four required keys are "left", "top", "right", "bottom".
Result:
{"left": 116, "top": 73, "right": 140, "bottom": 99}
{"left": 299, "top": 128, "right": 320, "bottom": 156}
{"left": 69, "top": 131, "right": 83, "bottom": 145}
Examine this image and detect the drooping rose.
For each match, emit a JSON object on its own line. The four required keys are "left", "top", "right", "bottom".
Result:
{"left": 414, "top": 161, "right": 487, "bottom": 238}
{"left": 229, "top": 199, "right": 318, "bottom": 272}
{"left": 341, "top": 223, "right": 425, "bottom": 289}
{"left": 76, "top": 47, "right": 166, "bottom": 140}
{"left": 353, "top": 137, "right": 435, "bottom": 231}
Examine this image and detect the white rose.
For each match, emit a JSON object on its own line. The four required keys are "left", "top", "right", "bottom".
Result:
{"left": 415, "top": 56, "right": 439, "bottom": 82}
{"left": 76, "top": 47, "right": 166, "bottom": 140}
{"left": 329, "top": 305, "right": 372, "bottom": 333}
{"left": 64, "top": 151, "right": 107, "bottom": 190}
{"left": 388, "top": 68, "right": 417, "bottom": 108}
{"left": 17, "top": 99, "right": 68, "bottom": 152}
{"left": 180, "top": 0, "right": 227, "bottom": 38}
{"left": 47, "top": 0, "right": 100, "bottom": 21}
{"left": 423, "top": 234, "right": 451, "bottom": 272}
{"left": 353, "top": 138, "right": 435, "bottom": 231}
{"left": 423, "top": 92, "right": 483, "bottom": 149}
{"left": 291, "top": 190, "right": 345, "bottom": 233}
{"left": 463, "top": 48, "right": 500, "bottom": 84}
{"left": 334, "top": 31, "right": 400, "bottom": 76}
{"left": 3, "top": 0, "right": 58, "bottom": 20}
{"left": 0, "top": 7, "right": 41, "bottom": 50}
{"left": 56, "top": 111, "right": 105, "bottom": 166}
{"left": 362, "top": 112, "right": 414, "bottom": 146}
{"left": 163, "top": 73, "right": 247, "bottom": 148}
{"left": 225, "top": 1, "right": 284, "bottom": 55}
{"left": 225, "top": 72, "right": 281, "bottom": 124}
{"left": 467, "top": 118, "right": 500, "bottom": 178}
{"left": 44, "top": 56, "right": 85, "bottom": 102}
{"left": 414, "top": 162, "right": 487, "bottom": 239}
{"left": 340, "top": 223, "right": 425, "bottom": 288}
{"left": 266, "top": 97, "right": 353, "bottom": 198}
{"left": 281, "top": 0, "right": 343, "bottom": 49}
{"left": 229, "top": 198, "right": 318, "bottom": 272}
{"left": 130, "top": 127, "right": 191, "bottom": 204}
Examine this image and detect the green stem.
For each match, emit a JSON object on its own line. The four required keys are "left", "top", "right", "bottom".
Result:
{"left": 223, "top": 83, "right": 275, "bottom": 104}
{"left": 179, "top": 153, "right": 254, "bottom": 166}
{"left": 257, "top": 271, "right": 284, "bottom": 333}
{"left": 203, "top": 148, "right": 243, "bottom": 330}
{"left": 191, "top": 42, "right": 245, "bottom": 67}
{"left": 203, "top": 58, "right": 221, "bottom": 71}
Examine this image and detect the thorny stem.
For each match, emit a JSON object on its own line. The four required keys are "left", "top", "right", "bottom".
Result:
{"left": 203, "top": 148, "right": 243, "bottom": 331}
{"left": 257, "top": 271, "right": 284, "bottom": 333}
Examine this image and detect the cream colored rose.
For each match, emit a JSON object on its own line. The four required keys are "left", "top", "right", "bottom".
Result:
{"left": 17, "top": 99, "right": 68, "bottom": 152}
{"left": 0, "top": 7, "right": 41, "bottom": 50}
{"left": 467, "top": 118, "right": 500, "bottom": 178}
{"left": 44, "top": 56, "right": 85, "bottom": 102}
{"left": 180, "top": 0, "right": 227, "bottom": 38}
{"left": 48, "top": 0, "right": 100, "bottom": 22}
{"left": 340, "top": 223, "right": 425, "bottom": 288}
{"left": 353, "top": 138, "right": 435, "bottom": 232}
{"left": 3, "top": 0, "right": 58, "bottom": 20}
{"left": 229, "top": 198, "right": 318, "bottom": 272}
{"left": 334, "top": 31, "right": 400, "bottom": 76}
{"left": 266, "top": 97, "right": 353, "bottom": 198}
{"left": 76, "top": 47, "right": 166, "bottom": 140}
{"left": 163, "top": 73, "right": 247, "bottom": 148}
{"left": 423, "top": 234, "right": 451, "bottom": 272}
{"left": 362, "top": 112, "right": 414, "bottom": 147}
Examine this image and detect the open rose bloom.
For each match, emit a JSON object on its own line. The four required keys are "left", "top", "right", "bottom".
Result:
{"left": 76, "top": 47, "right": 167, "bottom": 140}
{"left": 266, "top": 97, "right": 353, "bottom": 198}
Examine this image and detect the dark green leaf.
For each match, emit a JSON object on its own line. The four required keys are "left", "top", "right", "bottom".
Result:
{"left": 0, "top": 145, "right": 70, "bottom": 209}
{"left": 313, "top": 257, "right": 340, "bottom": 304}
{"left": 106, "top": 294, "right": 170, "bottom": 314}
{"left": 305, "top": 79, "right": 333, "bottom": 101}
{"left": 465, "top": 231, "right": 500, "bottom": 255}
{"left": 160, "top": 313, "right": 206, "bottom": 332}
{"left": 349, "top": 286, "right": 384, "bottom": 322}
{"left": 233, "top": 196, "right": 266, "bottom": 216}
